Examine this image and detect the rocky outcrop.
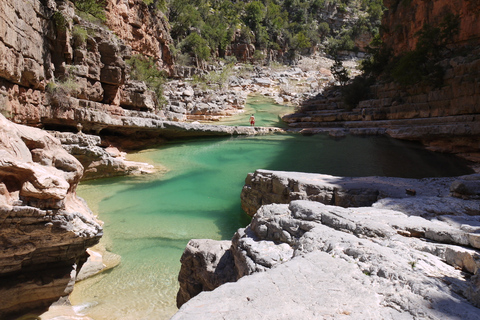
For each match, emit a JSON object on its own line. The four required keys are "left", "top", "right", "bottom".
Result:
{"left": 240, "top": 169, "right": 455, "bottom": 216}
{"left": 176, "top": 239, "right": 236, "bottom": 307}
{"left": 282, "top": 48, "right": 480, "bottom": 163}
{"left": 163, "top": 80, "right": 248, "bottom": 122}
{"left": 383, "top": 0, "right": 480, "bottom": 55}
{"left": 105, "top": 0, "right": 173, "bottom": 74}
{"left": 51, "top": 131, "right": 155, "bottom": 180}
{"left": 0, "top": 114, "right": 102, "bottom": 319}
{"left": 175, "top": 170, "right": 480, "bottom": 319}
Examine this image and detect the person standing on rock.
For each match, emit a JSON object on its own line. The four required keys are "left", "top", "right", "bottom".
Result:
{"left": 250, "top": 114, "right": 255, "bottom": 126}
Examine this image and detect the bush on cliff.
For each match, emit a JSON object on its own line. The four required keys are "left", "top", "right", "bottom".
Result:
{"left": 362, "top": 12, "right": 460, "bottom": 87}
{"left": 127, "top": 55, "right": 167, "bottom": 106}
{"left": 74, "top": 0, "right": 107, "bottom": 22}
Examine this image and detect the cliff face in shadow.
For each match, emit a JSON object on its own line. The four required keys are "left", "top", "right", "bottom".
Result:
{"left": 0, "top": 113, "right": 103, "bottom": 319}
{"left": 283, "top": 0, "right": 480, "bottom": 165}
{"left": 382, "top": 0, "right": 480, "bottom": 55}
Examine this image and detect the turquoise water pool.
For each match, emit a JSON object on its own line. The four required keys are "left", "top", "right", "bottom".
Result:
{"left": 211, "top": 95, "right": 295, "bottom": 127}
{"left": 70, "top": 132, "right": 472, "bottom": 320}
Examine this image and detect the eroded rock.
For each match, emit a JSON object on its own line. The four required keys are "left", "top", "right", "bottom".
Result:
{"left": 0, "top": 114, "right": 102, "bottom": 318}
{"left": 175, "top": 170, "right": 480, "bottom": 319}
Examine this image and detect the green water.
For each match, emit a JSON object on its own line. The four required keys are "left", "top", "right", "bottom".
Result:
{"left": 211, "top": 95, "right": 295, "bottom": 127}
{"left": 70, "top": 132, "right": 472, "bottom": 320}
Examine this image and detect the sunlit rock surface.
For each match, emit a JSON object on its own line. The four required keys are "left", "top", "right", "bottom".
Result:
{"left": 175, "top": 170, "right": 480, "bottom": 319}
{"left": 0, "top": 114, "right": 102, "bottom": 318}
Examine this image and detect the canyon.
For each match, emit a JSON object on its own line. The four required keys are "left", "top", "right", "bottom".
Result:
{"left": 0, "top": 0, "right": 479, "bottom": 318}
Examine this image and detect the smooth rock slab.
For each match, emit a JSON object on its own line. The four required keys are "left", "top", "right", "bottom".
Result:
{"left": 173, "top": 250, "right": 480, "bottom": 320}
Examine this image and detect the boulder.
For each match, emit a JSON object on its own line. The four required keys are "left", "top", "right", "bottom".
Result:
{"left": 176, "top": 239, "right": 236, "bottom": 308}
{"left": 0, "top": 114, "right": 102, "bottom": 319}
{"left": 175, "top": 169, "right": 480, "bottom": 318}
{"left": 175, "top": 198, "right": 480, "bottom": 319}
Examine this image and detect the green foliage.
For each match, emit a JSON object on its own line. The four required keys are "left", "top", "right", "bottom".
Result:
{"left": 72, "top": 25, "right": 89, "bottom": 46}
{"left": 47, "top": 68, "right": 80, "bottom": 107}
{"left": 127, "top": 55, "right": 167, "bottom": 106}
{"left": 330, "top": 57, "right": 350, "bottom": 86}
{"left": 293, "top": 31, "right": 311, "bottom": 50}
{"left": 167, "top": 0, "right": 384, "bottom": 61}
{"left": 74, "top": 0, "right": 107, "bottom": 22}
{"left": 53, "top": 11, "right": 67, "bottom": 31}
{"left": 361, "top": 34, "right": 392, "bottom": 77}
{"left": 341, "top": 75, "right": 375, "bottom": 109}
{"left": 252, "top": 50, "right": 266, "bottom": 63}
{"left": 190, "top": 63, "right": 235, "bottom": 91}
{"left": 181, "top": 33, "right": 211, "bottom": 68}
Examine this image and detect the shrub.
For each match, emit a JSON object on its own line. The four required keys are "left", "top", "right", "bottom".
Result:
{"left": 72, "top": 25, "right": 89, "bottom": 46}
{"left": 252, "top": 50, "right": 266, "bottom": 63}
{"left": 180, "top": 33, "right": 211, "bottom": 68}
{"left": 341, "top": 75, "right": 375, "bottom": 109}
{"left": 330, "top": 57, "right": 350, "bottom": 86}
{"left": 74, "top": 0, "right": 107, "bottom": 22}
{"left": 127, "top": 55, "right": 167, "bottom": 106}
{"left": 47, "top": 69, "right": 79, "bottom": 108}
{"left": 53, "top": 11, "right": 68, "bottom": 31}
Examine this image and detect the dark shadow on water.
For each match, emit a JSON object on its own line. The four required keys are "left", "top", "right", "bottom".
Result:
{"left": 261, "top": 134, "right": 473, "bottom": 178}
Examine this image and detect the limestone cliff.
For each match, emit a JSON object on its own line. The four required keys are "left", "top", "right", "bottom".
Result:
{"left": 283, "top": 0, "right": 480, "bottom": 164}
{"left": 383, "top": 0, "right": 480, "bottom": 55}
{"left": 105, "top": 0, "right": 174, "bottom": 74}
{"left": 175, "top": 170, "right": 480, "bottom": 318}
{"left": 0, "top": 113, "right": 102, "bottom": 319}
{"left": 0, "top": 0, "right": 174, "bottom": 141}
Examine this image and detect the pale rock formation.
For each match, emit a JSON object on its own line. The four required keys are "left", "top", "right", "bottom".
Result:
{"left": 175, "top": 170, "right": 480, "bottom": 319}
{"left": 0, "top": 114, "right": 102, "bottom": 318}
{"left": 176, "top": 240, "right": 236, "bottom": 307}
{"left": 51, "top": 131, "right": 155, "bottom": 179}
{"left": 240, "top": 169, "right": 463, "bottom": 216}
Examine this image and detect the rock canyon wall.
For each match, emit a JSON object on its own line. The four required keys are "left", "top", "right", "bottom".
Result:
{"left": 382, "top": 0, "right": 480, "bottom": 55}
{"left": 0, "top": 113, "right": 102, "bottom": 318}
{"left": 283, "top": 0, "right": 480, "bottom": 164}
{"left": 0, "top": 0, "right": 252, "bottom": 147}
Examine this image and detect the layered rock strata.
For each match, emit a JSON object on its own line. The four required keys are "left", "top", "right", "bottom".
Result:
{"left": 282, "top": 0, "right": 480, "bottom": 164}
{"left": 175, "top": 170, "right": 480, "bottom": 319}
{"left": 105, "top": 0, "right": 173, "bottom": 74}
{"left": 0, "top": 114, "right": 102, "bottom": 318}
{"left": 282, "top": 48, "right": 480, "bottom": 162}
{"left": 52, "top": 131, "right": 155, "bottom": 179}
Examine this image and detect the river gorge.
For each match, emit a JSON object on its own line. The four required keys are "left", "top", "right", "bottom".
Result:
{"left": 61, "top": 98, "right": 473, "bottom": 320}
{"left": 1, "top": 0, "right": 480, "bottom": 318}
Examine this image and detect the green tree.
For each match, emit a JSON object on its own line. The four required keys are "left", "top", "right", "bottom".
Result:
{"left": 293, "top": 31, "right": 311, "bottom": 50}
{"left": 181, "top": 33, "right": 211, "bottom": 68}
{"left": 331, "top": 57, "right": 350, "bottom": 86}
{"left": 74, "top": 0, "right": 107, "bottom": 22}
{"left": 127, "top": 55, "right": 167, "bottom": 106}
